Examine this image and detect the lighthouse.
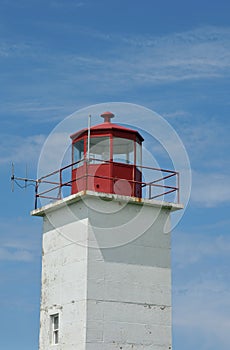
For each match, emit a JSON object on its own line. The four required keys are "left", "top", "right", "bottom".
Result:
{"left": 71, "top": 112, "right": 143, "bottom": 197}
{"left": 32, "top": 112, "right": 182, "bottom": 349}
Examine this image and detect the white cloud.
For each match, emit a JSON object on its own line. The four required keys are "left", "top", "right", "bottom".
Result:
{"left": 2, "top": 26, "right": 230, "bottom": 92}
{"left": 178, "top": 118, "right": 228, "bottom": 154}
{"left": 173, "top": 261, "right": 230, "bottom": 347}
{"left": 37, "top": 131, "right": 71, "bottom": 175}
{"left": 173, "top": 229, "right": 230, "bottom": 269}
{"left": 0, "top": 247, "right": 33, "bottom": 261}
{"left": 191, "top": 171, "right": 230, "bottom": 207}
{"left": 0, "top": 219, "right": 41, "bottom": 262}
{"left": 170, "top": 119, "right": 229, "bottom": 198}
{"left": 0, "top": 101, "right": 71, "bottom": 123}
{"left": 2, "top": 101, "right": 66, "bottom": 114}
{"left": 162, "top": 110, "right": 189, "bottom": 119}
{"left": 0, "top": 41, "right": 31, "bottom": 57}
{"left": 0, "top": 134, "right": 46, "bottom": 165}
{"left": 173, "top": 226, "right": 230, "bottom": 348}
{"left": 174, "top": 279, "right": 230, "bottom": 348}
{"left": 50, "top": 0, "right": 86, "bottom": 8}
{"left": 77, "top": 26, "right": 230, "bottom": 84}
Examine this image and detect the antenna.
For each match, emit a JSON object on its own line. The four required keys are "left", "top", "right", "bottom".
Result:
{"left": 11, "top": 162, "right": 15, "bottom": 192}
{"left": 11, "top": 162, "right": 37, "bottom": 191}
{"left": 11, "top": 113, "right": 94, "bottom": 209}
{"left": 25, "top": 164, "right": 28, "bottom": 190}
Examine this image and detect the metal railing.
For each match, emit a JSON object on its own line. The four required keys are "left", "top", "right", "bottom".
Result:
{"left": 34, "top": 158, "right": 180, "bottom": 209}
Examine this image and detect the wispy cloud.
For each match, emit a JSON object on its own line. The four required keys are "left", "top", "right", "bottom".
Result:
{"left": 0, "top": 247, "right": 33, "bottom": 262}
{"left": 1, "top": 26, "right": 230, "bottom": 91}
{"left": 50, "top": 0, "right": 86, "bottom": 8}
{"left": 173, "top": 229, "right": 230, "bottom": 268}
{"left": 70, "top": 26, "right": 230, "bottom": 84}
{"left": 0, "top": 41, "right": 31, "bottom": 57}
{"left": 162, "top": 110, "right": 189, "bottom": 119}
{"left": 0, "top": 134, "right": 46, "bottom": 165}
{"left": 172, "top": 118, "right": 229, "bottom": 193}
{"left": 0, "top": 219, "right": 41, "bottom": 262}
{"left": 174, "top": 278, "right": 230, "bottom": 348}
{"left": 0, "top": 101, "right": 70, "bottom": 122}
{"left": 173, "top": 226, "right": 230, "bottom": 347}
{"left": 191, "top": 171, "right": 230, "bottom": 207}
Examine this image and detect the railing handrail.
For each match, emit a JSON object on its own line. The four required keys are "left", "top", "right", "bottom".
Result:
{"left": 35, "top": 158, "right": 180, "bottom": 208}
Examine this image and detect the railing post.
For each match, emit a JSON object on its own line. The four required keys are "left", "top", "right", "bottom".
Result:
{"left": 35, "top": 180, "right": 38, "bottom": 209}
{"left": 85, "top": 158, "right": 88, "bottom": 191}
{"left": 177, "top": 172, "right": 180, "bottom": 203}
{"left": 59, "top": 169, "right": 62, "bottom": 199}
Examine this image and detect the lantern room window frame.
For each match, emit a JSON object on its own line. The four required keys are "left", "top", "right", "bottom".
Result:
{"left": 72, "top": 132, "right": 142, "bottom": 168}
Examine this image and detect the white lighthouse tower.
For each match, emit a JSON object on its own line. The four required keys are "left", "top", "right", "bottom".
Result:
{"left": 32, "top": 112, "right": 182, "bottom": 350}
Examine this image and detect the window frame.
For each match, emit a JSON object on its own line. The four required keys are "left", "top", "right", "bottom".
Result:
{"left": 112, "top": 136, "right": 135, "bottom": 165}
{"left": 72, "top": 137, "right": 85, "bottom": 169}
{"left": 50, "top": 313, "right": 59, "bottom": 345}
{"left": 88, "top": 135, "right": 111, "bottom": 164}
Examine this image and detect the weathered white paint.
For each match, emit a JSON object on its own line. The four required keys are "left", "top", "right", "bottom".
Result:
{"left": 32, "top": 192, "right": 182, "bottom": 350}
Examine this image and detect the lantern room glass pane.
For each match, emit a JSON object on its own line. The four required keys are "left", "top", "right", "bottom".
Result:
{"left": 73, "top": 139, "right": 84, "bottom": 168}
{"left": 89, "top": 137, "right": 110, "bottom": 163}
{"left": 113, "top": 137, "right": 134, "bottom": 164}
{"left": 136, "top": 141, "right": 142, "bottom": 167}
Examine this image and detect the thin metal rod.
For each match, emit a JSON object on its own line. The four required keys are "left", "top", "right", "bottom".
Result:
{"left": 87, "top": 114, "right": 91, "bottom": 161}
{"left": 13, "top": 176, "right": 37, "bottom": 183}
{"left": 148, "top": 172, "right": 176, "bottom": 185}
{"left": 150, "top": 188, "right": 176, "bottom": 200}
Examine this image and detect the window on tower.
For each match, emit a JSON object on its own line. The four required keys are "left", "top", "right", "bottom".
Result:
{"left": 50, "top": 313, "right": 59, "bottom": 345}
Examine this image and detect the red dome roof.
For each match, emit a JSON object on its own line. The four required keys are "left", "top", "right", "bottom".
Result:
{"left": 70, "top": 112, "right": 144, "bottom": 142}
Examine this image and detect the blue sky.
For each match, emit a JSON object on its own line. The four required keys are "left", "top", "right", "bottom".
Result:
{"left": 0, "top": 0, "right": 230, "bottom": 349}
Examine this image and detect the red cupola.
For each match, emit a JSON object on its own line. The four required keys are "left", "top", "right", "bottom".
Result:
{"left": 70, "top": 112, "right": 144, "bottom": 197}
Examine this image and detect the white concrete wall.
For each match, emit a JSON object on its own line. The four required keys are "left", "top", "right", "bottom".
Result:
{"left": 39, "top": 204, "right": 89, "bottom": 350}
{"left": 38, "top": 195, "right": 172, "bottom": 350}
{"left": 86, "top": 197, "right": 172, "bottom": 349}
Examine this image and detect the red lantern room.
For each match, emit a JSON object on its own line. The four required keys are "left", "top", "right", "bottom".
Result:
{"left": 70, "top": 112, "right": 144, "bottom": 198}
